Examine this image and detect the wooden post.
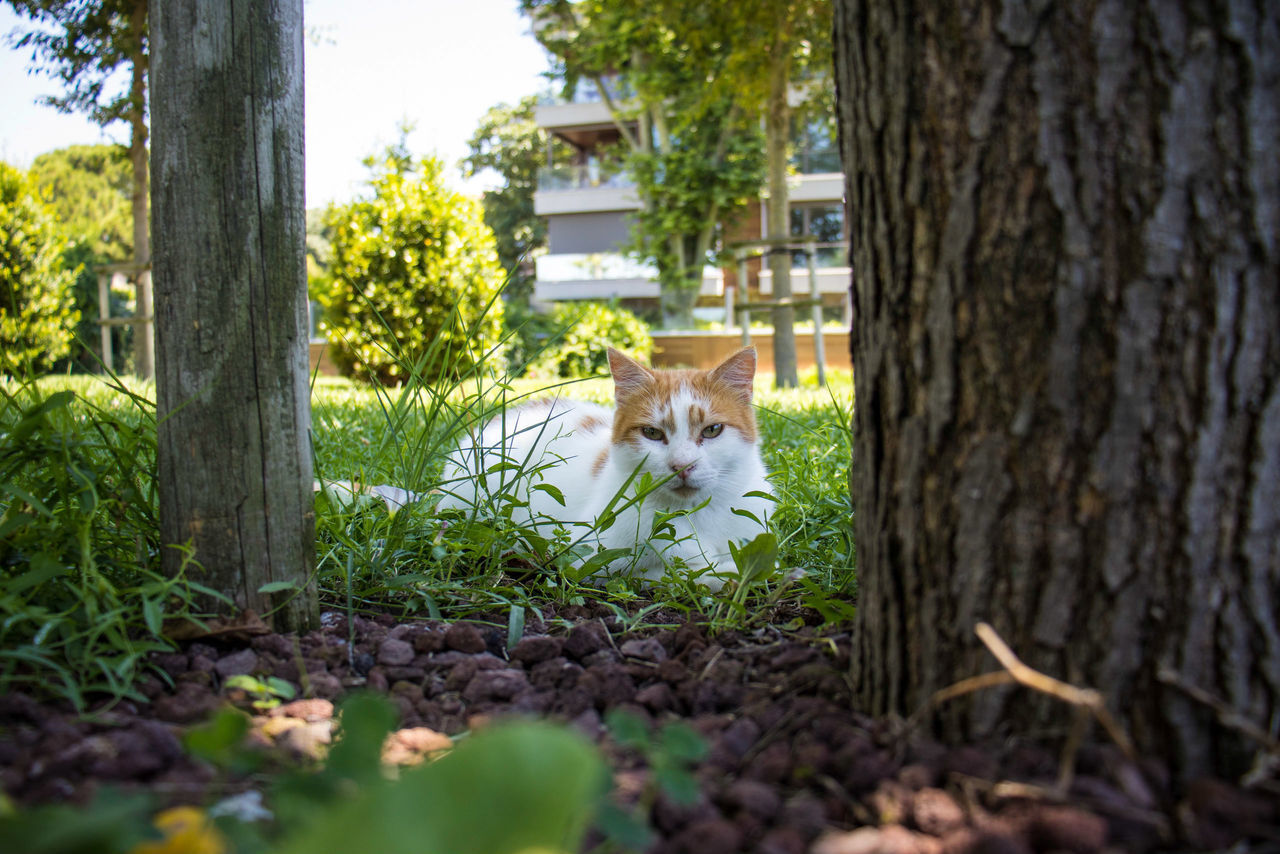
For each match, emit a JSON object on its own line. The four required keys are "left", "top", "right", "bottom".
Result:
{"left": 808, "top": 244, "right": 826, "bottom": 386}
{"left": 151, "top": 0, "right": 316, "bottom": 631}
{"left": 97, "top": 273, "right": 112, "bottom": 372}
{"left": 136, "top": 268, "right": 154, "bottom": 380}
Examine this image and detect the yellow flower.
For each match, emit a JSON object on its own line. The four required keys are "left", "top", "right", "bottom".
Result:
{"left": 130, "top": 806, "right": 226, "bottom": 854}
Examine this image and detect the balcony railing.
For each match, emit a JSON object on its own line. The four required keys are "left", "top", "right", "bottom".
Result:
{"left": 537, "top": 76, "right": 634, "bottom": 106}
{"left": 791, "top": 147, "right": 842, "bottom": 174}
{"left": 538, "top": 163, "right": 635, "bottom": 191}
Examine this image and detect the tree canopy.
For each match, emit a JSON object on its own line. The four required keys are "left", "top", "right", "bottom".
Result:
{"left": 523, "top": 0, "right": 765, "bottom": 327}
{"left": 460, "top": 96, "right": 570, "bottom": 306}
{"left": 29, "top": 143, "right": 132, "bottom": 262}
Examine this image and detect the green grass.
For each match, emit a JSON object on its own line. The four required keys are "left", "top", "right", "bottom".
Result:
{"left": 1, "top": 360, "right": 854, "bottom": 705}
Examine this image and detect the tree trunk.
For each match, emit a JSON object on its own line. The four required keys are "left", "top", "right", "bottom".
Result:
{"left": 151, "top": 0, "right": 317, "bottom": 631}
{"left": 835, "top": 0, "right": 1279, "bottom": 782}
{"left": 127, "top": 0, "right": 152, "bottom": 380}
{"left": 765, "top": 58, "right": 798, "bottom": 388}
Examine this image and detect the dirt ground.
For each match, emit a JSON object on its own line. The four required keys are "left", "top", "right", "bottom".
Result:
{"left": 2, "top": 603, "right": 1277, "bottom": 853}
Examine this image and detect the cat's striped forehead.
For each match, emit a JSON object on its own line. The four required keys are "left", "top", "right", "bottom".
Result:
{"left": 612, "top": 370, "right": 757, "bottom": 444}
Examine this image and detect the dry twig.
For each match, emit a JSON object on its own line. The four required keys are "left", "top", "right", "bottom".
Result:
{"left": 908, "top": 621, "right": 1138, "bottom": 794}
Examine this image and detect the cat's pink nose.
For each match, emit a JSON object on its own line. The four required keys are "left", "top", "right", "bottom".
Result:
{"left": 670, "top": 460, "right": 696, "bottom": 477}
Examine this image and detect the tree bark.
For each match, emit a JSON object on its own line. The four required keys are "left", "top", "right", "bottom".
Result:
{"left": 765, "top": 55, "right": 798, "bottom": 388}
{"left": 127, "top": 0, "right": 152, "bottom": 380}
{"left": 835, "top": 0, "right": 1279, "bottom": 781}
{"left": 151, "top": 0, "right": 317, "bottom": 631}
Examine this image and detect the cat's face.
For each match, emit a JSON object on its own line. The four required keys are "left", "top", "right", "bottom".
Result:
{"left": 607, "top": 347, "right": 758, "bottom": 504}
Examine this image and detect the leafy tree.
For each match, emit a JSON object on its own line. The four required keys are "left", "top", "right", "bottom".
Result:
{"left": 723, "top": 0, "right": 833, "bottom": 387}
{"left": 322, "top": 143, "right": 505, "bottom": 384}
{"left": 0, "top": 161, "right": 80, "bottom": 372}
{"left": 29, "top": 144, "right": 132, "bottom": 261}
{"left": 6, "top": 0, "right": 151, "bottom": 372}
{"left": 30, "top": 144, "right": 135, "bottom": 370}
{"left": 461, "top": 95, "right": 571, "bottom": 306}
{"left": 524, "top": 0, "right": 765, "bottom": 328}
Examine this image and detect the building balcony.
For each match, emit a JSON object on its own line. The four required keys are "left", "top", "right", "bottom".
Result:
{"left": 534, "top": 165, "right": 640, "bottom": 215}
{"left": 534, "top": 252, "right": 723, "bottom": 301}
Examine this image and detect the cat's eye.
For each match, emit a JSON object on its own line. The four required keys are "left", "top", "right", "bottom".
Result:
{"left": 641, "top": 426, "right": 665, "bottom": 441}
{"left": 701, "top": 423, "right": 724, "bottom": 439}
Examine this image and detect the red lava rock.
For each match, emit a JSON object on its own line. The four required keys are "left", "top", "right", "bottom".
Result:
{"left": 746, "top": 741, "right": 793, "bottom": 783}
{"left": 897, "top": 763, "right": 941, "bottom": 791}
{"left": 444, "top": 622, "right": 487, "bottom": 654}
{"left": 553, "top": 687, "right": 594, "bottom": 717}
{"left": 657, "top": 659, "right": 690, "bottom": 682}
{"left": 529, "top": 657, "right": 584, "bottom": 691}
{"left": 757, "top": 826, "right": 807, "bottom": 854}
{"left": 445, "top": 658, "right": 480, "bottom": 692}
{"left": 634, "top": 682, "right": 678, "bottom": 713}
{"left": 620, "top": 637, "right": 669, "bottom": 663}
{"left": 382, "top": 665, "right": 427, "bottom": 682}
{"left": 563, "top": 621, "right": 611, "bottom": 660}
{"left": 213, "top": 648, "right": 259, "bottom": 679}
{"left": 938, "top": 828, "right": 1031, "bottom": 854}
{"left": 911, "top": 787, "right": 966, "bottom": 836}
{"left": 510, "top": 688, "right": 555, "bottom": 714}
{"left": 843, "top": 749, "right": 902, "bottom": 794}
{"left": 782, "top": 793, "right": 830, "bottom": 837}
{"left": 670, "top": 817, "right": 743, "bottom": 854}
{"left": 387, "top": 624, "right": 417, "bottom": 641}
{"left": 153, "top": 682, "right": 221, "bottom": 723}
{"left": 306, "top": 670, "right": 343, "bottom": 699}
{"left": 189, "top": 653, "right": 216, "bottom": 674}
{"left": 462, "top": 669, "right": 530, "bottom": 703}
{"left": 579, "top": 663, "right": 637, "bottom": 706}
{"left": 653, "top": 790, "right": 718, "bottom": 834}
{"left": 569, "top": 707, "right": 604, "bottom": 738}
{"left": 251, "top": 633, "right": 295, "bottom": 657}
{"left": 91, "top": 722, "right": 182, "bottom": 779}
{"left": 365, "top": 668, "right": 389, "bottom": 692}
{"left": 944, "top": 746, "right": 999, "bottom": 781}
{"left": 721, "top": 778, "right": 781, "bottom": 820}
{"left": 1026, "top": 805, "right": 1108, "bottom": 853}
{"left": 771, "top": 645, "right": 817, "bottom": 668}
{"left": 721, "top": 716, "right": 762, "bottom": 758}
{"left": 413, "top": 629, "right": 446, "bottom": 653}
{"left": 353, "top": 652, "right": 376, "bottom": 676}
{"left": 1183, "top": 776, "right": 1278, "bottom": 847}
{"left": 509, "top": 635, "right": 563, "bottom": 664}
{"left": 154, "top": 652, "right": 189, "bottom": 678}
{"left": 377, "top": 638, "right": 414, "bottom": 666}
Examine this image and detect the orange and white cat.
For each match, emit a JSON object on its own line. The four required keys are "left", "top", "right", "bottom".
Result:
{"left": 438, "top": 347, "right": 772, "bottom": 589}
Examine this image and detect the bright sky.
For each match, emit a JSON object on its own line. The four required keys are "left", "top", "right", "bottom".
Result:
{"left": 0, "top": 0, "right": 550, "bottom": 206}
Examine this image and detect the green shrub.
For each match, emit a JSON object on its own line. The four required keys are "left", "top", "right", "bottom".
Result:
{"left": 0, "top": 162, "right": 80, "bottom": 374}
{"left": 320, "top": 145, "right": 505, "bottom": 385}
{"left": 525, "top": 301, "right": 653, "bottom": 378}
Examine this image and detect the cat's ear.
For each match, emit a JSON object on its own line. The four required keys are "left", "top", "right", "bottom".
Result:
{"left": 608, "top": 347, "right": 654, "bottom": 404}
{"left": 709, "top": 346, "right": 757, "bottom": 405}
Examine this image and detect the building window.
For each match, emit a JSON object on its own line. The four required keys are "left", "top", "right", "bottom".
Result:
{"left": 790, "top": 203, "right": 846, "bottom": 268}
{"left": 791, "top": 112, "right": 840, "bottom": 174}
